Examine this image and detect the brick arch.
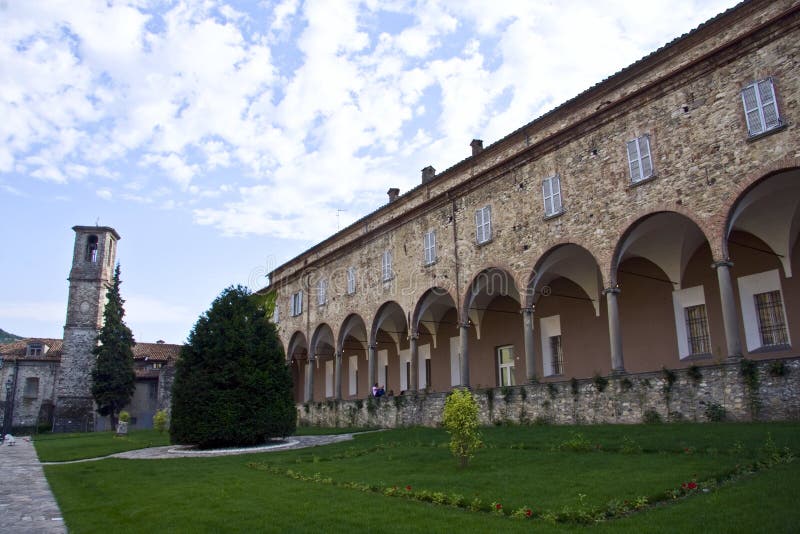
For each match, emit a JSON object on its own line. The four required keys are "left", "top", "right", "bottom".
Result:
{"left": 715, "top": 158, "right": 800, "bottom": 259}
{"left": 606, "top": 206, "right": 715, "bottom": 286}
{"left": 411, "top": 286, "right": 458, "bottom": 332}
{"left": 338, "top": 313, "right": 369, "bottom": 350}
{"left": 370, "top": 300, "right": 409, "bottom": 342}
{"left": 460, "top": 264, "right": 524, "bottom": 323}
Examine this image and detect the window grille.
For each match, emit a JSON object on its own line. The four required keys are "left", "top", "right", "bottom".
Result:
{"left": 754, "top": 290, "right": 789, "bottom": 347}
{"left": 550, "top": 335, "right": 564, "bottom": 375}
{"left": 684, "top": 304, "right": 711, "bottom": 355}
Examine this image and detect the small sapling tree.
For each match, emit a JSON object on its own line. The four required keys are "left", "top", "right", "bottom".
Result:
{"left": 442, "top": 388, "right": 483, "bottom": 468}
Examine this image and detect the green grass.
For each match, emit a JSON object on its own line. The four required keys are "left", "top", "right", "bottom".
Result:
{"left": 293, "top": 426, "right": 380, "bottom": 436}
{"left": 42, "top": 423, "right": 800, "bottom": 533}
{"left": 34, "top": 430, "right": 170, "bottom": 462}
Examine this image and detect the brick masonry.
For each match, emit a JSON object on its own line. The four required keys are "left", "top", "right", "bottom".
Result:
{"left": 298, "top": 357, "right": 800, "bottom": 427}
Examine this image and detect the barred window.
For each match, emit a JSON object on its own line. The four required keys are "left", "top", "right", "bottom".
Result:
{"left": 684, "top": 304, "right": 711, "bottom": 355}
{"left": 550, "top": 335, "right": 564, "bottom": 376}
{"left": 626, "top": 135, "right": 653, "bottom": 183}
{"left": 754, "top": 290, "right": 789, "bottom": 347}
{"left": 742, "top": 78, "right": 782, "bottom": 137}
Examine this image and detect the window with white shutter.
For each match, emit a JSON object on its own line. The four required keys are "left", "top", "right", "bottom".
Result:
{"left": 290, "top": 291, "right": 303, "bottom": 316}
{"left": 317, "top": 278, "right": 327, "bottom": 306}
{"left": 475, "top": 205, "right": 492, "bottom": 244}
{"left": 423, "top": 230, "right": 436, "bottom": 265}
{"left": 542, "top": 175, "right": 563, "bottom": 217}
{"left": 382, "top": 250, "right": 393, "bottom": 281}
{"left": 626, "top": 135, "right": 653, "bottom": 183}
{"left": 346, "top": 267, "right": 356, "bottom": 294}
{"left": 742, "top": 78, "right": 782, "bottom": 137}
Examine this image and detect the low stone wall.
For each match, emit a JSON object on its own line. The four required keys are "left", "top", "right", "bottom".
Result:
{"left": 297, "top": 357, "right": 800, "bottom": 428}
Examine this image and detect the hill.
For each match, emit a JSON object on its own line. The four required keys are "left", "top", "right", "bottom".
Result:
{"left": 0, "top": 328, "right": 23, "bottom": 344}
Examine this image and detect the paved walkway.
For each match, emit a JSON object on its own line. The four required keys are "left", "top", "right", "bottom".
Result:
{"left": 2, "top": 433, "right": 358, "bottom": 533}
{"left": 0, "top": 438, "right": 66, "bottom": 534}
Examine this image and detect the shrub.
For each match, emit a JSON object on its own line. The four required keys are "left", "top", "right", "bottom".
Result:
{"left": 153, "top": 409, "right": 168, "bottom": 433}
{"left": 118, "top": 410, "right": 131, "bottom": 423}
{"left": 643, "top": 409, "right": 662, "bottom": 424}
{"left": 170, "top": 286, "right": 296, "bottom": 449}
{"left": 592, "top": 373, "right": 608, "bottom": 393}
{"left": 556, "top": 432, "right": 593, "bottom": 452}
{"left": 705, "top": 402, "right": 727, "bottom": 422}
{"left": 769, "top": 360, "right": 789, "bottom": 378}
{"left": 687, "top": 364, "right": 702, "bottom": 384}
{"left": 442, "top": 388, "right": 483, "bottom": 468}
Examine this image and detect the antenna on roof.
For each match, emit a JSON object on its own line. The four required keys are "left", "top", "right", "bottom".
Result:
{"left": 95, "top": 217, "right": 100, "bottom": 226}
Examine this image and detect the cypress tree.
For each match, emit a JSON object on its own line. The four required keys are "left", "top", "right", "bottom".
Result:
{"left": 91, "top": 264, "right": 136, "bottom": 428}
{"left": 170, "top": 285, "right": 295, "bottom": 448}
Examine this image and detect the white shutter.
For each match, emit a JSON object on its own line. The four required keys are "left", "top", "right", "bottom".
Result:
{"left": 475, "top": 208, "right": 483, "bottom": 243}
{"left": 627, "top": 139, "right": 641, "bottom": 182}
{"left": 484, "top": 205, "right": 492, "bottom": 242}
{"left": 347, "top": 267, "right": 356, "bottom": 294}
{"left": 542, "top": 178, "right": 553, "bottom": 215}
{"left": 742, "top": 83, "right": 763, "bottom": 135}
{"left": 639, "top": 136, "right": 652, "bottom": 179}
{"left": 290, "top": 293, "right": 296, "bottom": 316}
{"left": 758, "top": 78, "right": 780, "bottom": 131}
{"left": 552, "top": 175, "right": 562, "bottom": 213}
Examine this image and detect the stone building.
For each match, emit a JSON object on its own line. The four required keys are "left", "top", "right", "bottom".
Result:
{"left": 266, "top": 0, "right": 800, "bottom": 422}
{"left": 0, "top": 226, "right": 180, "bottom": 432}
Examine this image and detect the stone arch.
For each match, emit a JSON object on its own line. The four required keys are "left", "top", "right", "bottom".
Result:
{"left": 609, "top": 210, "right": 714, "bottom": 288}
{"left": 412, "top": 287, "right": 458, "bottom": 347}
{"left": 371, "top": 301, "right": 408, "bottom": 352}
{"left": 339, "top": 313, "right": 369, "bottom": 352}
{"left": 310, "top": 323, "right": 335, "bottom": 358}
{"left": 286, "top": 331, "right": 307, "bottom": 363}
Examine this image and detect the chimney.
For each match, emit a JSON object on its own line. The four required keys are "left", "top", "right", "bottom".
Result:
{"left": 470, "top": 139, "right": 483, "bottom": 156}
{"left": 387, "top": 187, "right": 400, "bottom": 202}
{"left": 421, "top": 165, "right": 436, "bottom": 184}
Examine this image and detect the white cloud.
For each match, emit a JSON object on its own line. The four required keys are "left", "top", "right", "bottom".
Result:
{"left": 96, "top": 188, "right": 112, "bottom": 200}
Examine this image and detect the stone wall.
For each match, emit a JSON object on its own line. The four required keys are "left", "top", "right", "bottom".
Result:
{"left": 297, "top": 357, "right": 800, "bottom": 428}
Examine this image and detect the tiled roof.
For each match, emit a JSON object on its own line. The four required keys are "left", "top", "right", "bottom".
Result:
{"left": 0, "top": 338, "right": 63, "bottom": 361}
{"left": 132, "top": 342, "right": 182, "bottom": 362}
{"left": 0, "top": 338, "right": 181, "bottom": 363}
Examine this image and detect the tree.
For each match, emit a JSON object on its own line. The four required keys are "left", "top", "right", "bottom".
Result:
{"left": 91, "top": 264, "right": 136, "bottom": 429}
{"left": 442, "top": 388, "right": 483, "bottom": 468}
{"left": 170, "top": 285, "right": 295, "bottom": 449}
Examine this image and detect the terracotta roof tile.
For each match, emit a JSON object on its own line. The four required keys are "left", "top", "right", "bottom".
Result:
{"left": 132, "top": 342, "right": 182, "bottom": 362}
{"left": 0, "top": 338, "right": 63, "bottom": 361}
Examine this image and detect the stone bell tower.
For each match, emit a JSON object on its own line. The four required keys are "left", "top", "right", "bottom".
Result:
{"left": 53, "top": 226, "right": 120, "bottom": 432}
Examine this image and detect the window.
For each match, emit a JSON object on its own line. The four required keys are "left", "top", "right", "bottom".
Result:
{"left": 423, "top": 230, "right": 437, "bottom": 265}
{"left": 27, "top": 343, "right": 44, "bottom": 357}
{"left": 738, "top": 270, "right": 791, "bottom": 351}
{"left": 475, "top": 205, "right": 492, "bottom": 244}
{"left": 317, "top": 278, "right": 327, "bottom": 306}
{"left": 497, "top": 345, "right": 515, "bottom": 387}
{"left": 754, "top": 291, "right": 789, "bottom": 347}
{"left": 542, "top": 175, "right": 563, "bottom": 217}
{"left": 540, "top": 315, "right": 563, "bottom": 376}
{"left": 684, "top": 304, "right": 711, "bottom": 356}
{"left": 672, "top": 286, "right": 711, "bottom": 359}
{"left": 290, "top": 291, "right": 303, "bottom": 316}
{"left": 382, "top": 250, "right": 393, "bottom": 281}
{"left": 85, "top": 235, "right": 99, "bottom": 262}
{"left": 346, "top": 267, "right": 356, "bottom": 294}
{"left": 626, "top": 135, "right": 653, "bottom": 183}
{"left": 742, "top": 78, "right": 782, "bottom": 137}
{"left": 23, "top": 377, "right": 39, "bottom": 398}
{"left": 549, "top": 336, "right": 564, "bottom": 376}
{"left": 152, "top": 362, "right": 163, "bottom": 370}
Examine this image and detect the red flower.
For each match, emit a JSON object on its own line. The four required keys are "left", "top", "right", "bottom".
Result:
{"left": 681, "top": 483, "right": 687, "bottom": 489}
{"left": 496, "top": 503, "right": 502, "bottom": 510}
{"left": 687, "top": 482, "right": 697, "bottom": 490}
{"left": 405, "top": 485, "right": 412, "bottom": 491}
{"left": 525, "top": 509, "right": 532, "bottom": 517}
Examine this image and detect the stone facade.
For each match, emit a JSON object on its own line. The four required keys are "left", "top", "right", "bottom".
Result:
{"left": 266, "top": 0, "right": 800, "bottom": 420}
{"left": 298, "top": 357, "right": 800, "bottom": 428}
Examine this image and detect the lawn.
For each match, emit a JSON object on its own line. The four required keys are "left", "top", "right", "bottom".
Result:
{"left": 41, "top": 423, "right": 799, "bottom": 533}
{"left": 34, "top": 429, "right": 170, "bottom": 462}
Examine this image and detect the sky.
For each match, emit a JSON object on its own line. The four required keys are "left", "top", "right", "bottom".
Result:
{"left": 0, "top": 0, "right": 739, "bottom": 344}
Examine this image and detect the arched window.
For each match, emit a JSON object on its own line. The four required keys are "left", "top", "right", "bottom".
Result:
{"left": 85, "top": 235, "right": 99, "bottom": 263}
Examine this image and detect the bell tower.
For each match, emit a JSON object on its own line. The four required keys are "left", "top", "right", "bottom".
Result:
{"left": 53, "top": 226, "right": 121, "bottom": 432}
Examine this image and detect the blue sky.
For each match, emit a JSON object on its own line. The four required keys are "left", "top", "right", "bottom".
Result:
{"left": 0, "top": 0, "right": 738, "bottom": 344}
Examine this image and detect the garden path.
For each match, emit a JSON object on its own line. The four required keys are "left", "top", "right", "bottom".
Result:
{"left": 0, "top": 437, "right": 66, "bottom": 534}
